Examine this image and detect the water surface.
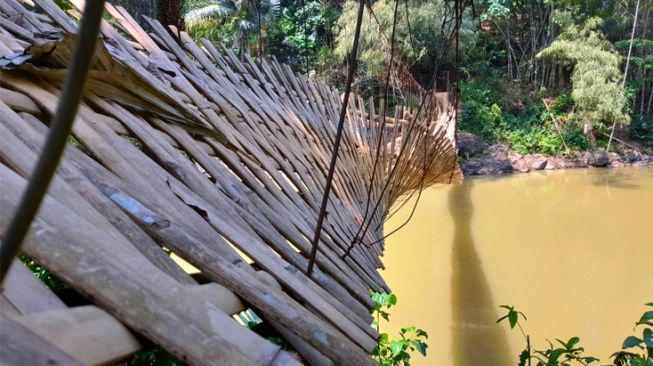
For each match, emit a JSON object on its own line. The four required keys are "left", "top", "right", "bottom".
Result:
{"left": 382, "top": 167, "right": 653, "bottom": 365}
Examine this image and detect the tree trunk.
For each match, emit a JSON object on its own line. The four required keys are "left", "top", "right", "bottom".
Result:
{"left": 584, "top": 121, "right": 596, "bottom": 150}
{"left": 156, "top": 0, "right": 184, "bottom": 31}
{"left": 111, "top": 0, "right": 157, "bottom": 27}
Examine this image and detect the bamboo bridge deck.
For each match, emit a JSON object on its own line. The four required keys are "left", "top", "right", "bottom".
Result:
{"left": 0, "top": 0, "right": 461, "bottom": 364}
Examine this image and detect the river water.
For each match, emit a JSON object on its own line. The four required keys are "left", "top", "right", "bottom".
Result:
{"left": 382, "top": 167, "right": 653, "bottom": 366}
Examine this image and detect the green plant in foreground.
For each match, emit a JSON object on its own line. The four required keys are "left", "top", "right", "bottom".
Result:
{"left": 499, "top": 303, "right": 653, "bottom": 366}
{"left": 611, "top": 303, "right": 653, "bottom": 366}
{"left": 498, "top": 305, "right": 599, "bottom": 366}
{"left": 130, "top": 347, "right": 183, "bottom": 366}
{"left": 371, "top": 291, "right": 428, "bottom": 366}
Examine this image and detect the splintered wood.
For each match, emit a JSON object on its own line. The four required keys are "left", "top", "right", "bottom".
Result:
{"left": 0, "top": 0, "right": 461, "bottom": 364}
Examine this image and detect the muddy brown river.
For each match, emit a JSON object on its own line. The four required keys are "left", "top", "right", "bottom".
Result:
{"left": 382, "top": 167, "right": 653, "bottom": 365}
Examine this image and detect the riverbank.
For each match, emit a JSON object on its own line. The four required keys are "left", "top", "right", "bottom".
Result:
{"left": 457, "top": 132, "right": 653, "bottom": 176}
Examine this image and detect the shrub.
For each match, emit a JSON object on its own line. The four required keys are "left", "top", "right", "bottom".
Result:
{"left": 499, "top": 303, "right": 653, "bottom": 366}
{"left": 629, "top": 115, "right": 653, "bottom": 146}
{"left": 371, "top": 291, "right": 428, "bottom": 366}
{"left": 505, "top": 129, "right": 565, "bottom": 156}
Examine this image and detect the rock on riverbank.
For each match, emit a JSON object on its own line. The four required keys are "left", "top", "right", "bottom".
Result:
{"left": 457, "top": 133, "right": 652, "bottom": 176}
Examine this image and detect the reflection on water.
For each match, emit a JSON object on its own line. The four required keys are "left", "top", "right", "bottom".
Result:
{"left": 450, "top": 181, "right": 512, "bottom": 365}
{"left": 382, "top": 167, "right": 653, "bottom": 366}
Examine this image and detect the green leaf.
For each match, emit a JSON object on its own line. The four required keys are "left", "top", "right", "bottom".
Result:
{"left": 643, "top": 328, "right": 653, "bottom": 348}
{"left": 509, "top": 310, "right": 518, "bottom": 329}
{"left": 387, "top": 293, "right": 397, "bottom": 306}
{"left": 638, "top": 311, "right": 653, "bottom": 326}
{"left": 378, "top": 333, "right": 389, "bottom": 343}
{"left": 623, "top": 336, "right": 643, "bottom": 349}
{"left": 415, "top": 341, "right": 428, "bottom": 356}
{"left": 389, "top": 340, "right": 404, "bottom": 357}
{"left": 401, "top": 326, "right": 416, "bottom": 334}
{"left": 631, "top": 356, "right": 653, "bottom": 366}
{"left": 518, "top": 349, "right": 530, "bottom": 366}
{"left": 582, "top": 356, "right": 599, "bottom": 363}
{"left": 549, "top": 348, "right": 565, "bottom": 364}
{"left": 566, "top": 337, "right": 580, "bottom": 350}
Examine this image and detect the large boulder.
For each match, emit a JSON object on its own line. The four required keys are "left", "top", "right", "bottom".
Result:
{"left": 457, "top": 133, "right": 487, "bottom": 157}
{"left": 488, "top": 143, "right": 510, "bottom": 160}
{"left": 460, "top": 157, "right": 513, "bottom": 176}
{"left": 590, "top": 150, "right": 609, "bottom": 167}
{"left": 530, "top": 157, "right": 548, "bottom": 170}
{"left": 568, "top": 152, "right": 590, "bottom": 168}
{"left": 512, "top": 159, "right": 531, "bottom": 173}
{"left": 545, "top": 157, "right": 566, "bottom": 170}
{"left": 607, "top": 152, "right": 621, "bottom": 162}
{"left": 622, "top": 151, "right": 642, "bottom": 164}
{"left": 632, "top": 155, "right": 651, "bottom": 167}
{"left": 511, "top": 155, "right": 547, "bottom": 173}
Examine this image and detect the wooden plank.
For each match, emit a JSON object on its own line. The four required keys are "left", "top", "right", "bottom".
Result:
{"left": 0, "top": 164, "right": 299, "bottom": 366}
{"left": 0, "top": 314, "right": 85, "bottom": 366}
{"left": 0, "top": 101, "right": 194, "bottom": 285}
{"left": 2, "top": 260, "right": 67, "bottom": 315}
{"left": 2, "top": 80, "right": 377, "bottom": 363}
{"left": 0, "top": 295, "right": 20, "bottom": 316}
{"left": 10, "top": 306, "right": 142, "bottom": 366}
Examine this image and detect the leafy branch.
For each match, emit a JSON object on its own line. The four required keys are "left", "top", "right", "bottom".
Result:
{"left": 371, "top": 291, "right": 428, "bottom": 366}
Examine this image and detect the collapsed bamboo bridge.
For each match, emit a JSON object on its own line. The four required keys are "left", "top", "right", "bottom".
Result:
{"left": 0, "top": 0, "right": 461, "bottom": 365}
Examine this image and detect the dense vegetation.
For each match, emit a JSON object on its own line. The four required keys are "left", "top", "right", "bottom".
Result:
{"left": 90, "top": 0, "right": 653, "bottom": 154}
{"left": 167, "top": 0, "right": 652, "bottom": 154}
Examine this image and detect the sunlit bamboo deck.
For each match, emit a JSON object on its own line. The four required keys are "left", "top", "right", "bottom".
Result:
{"left": 0, "top": 0, "right": 460, "bottom": 364}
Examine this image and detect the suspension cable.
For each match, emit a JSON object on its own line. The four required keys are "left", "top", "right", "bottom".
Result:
{"left": 349, "top": 0, "right": 401, "bottom": 255}
{"left": 305, "top": 0, "right": 366, "bottom": 277}
{"left": 0, "top": 0, "right": 107, "bottom": 283}
{"left": 301, "top": 0, "right": 310, "bottom": 74}
{"left": 352, "top": 3, "right": 462, "bottom": 239}
{"left": 374, "top": 0, "right": 464, "bottom": 245}
{"left": 342, "top": 0, "right": 465, "bottom": 257}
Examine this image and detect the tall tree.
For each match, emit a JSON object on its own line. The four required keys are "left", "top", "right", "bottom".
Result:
{"left": 158, "top": 0, "right": 185, "bottom": 30}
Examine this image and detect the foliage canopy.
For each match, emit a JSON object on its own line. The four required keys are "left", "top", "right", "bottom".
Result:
{"left": 538, "top": 17, "right": 630, "bottom": 128}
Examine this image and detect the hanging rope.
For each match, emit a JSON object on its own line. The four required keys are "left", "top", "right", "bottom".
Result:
{"left": 376, "top": 0, "right": 463, "bottom": 244}
{"left": 301, "top": 0, "right": 310, "bottom": 74}
{"left": 342, "top": 0, "right": 465, "bottom": 257}
{"left": 346, "top": 0, "right": 423, "bottom": 246}
{"left": 348, "top": 0, "right": 401, "bottom": 257}
{"left": 0, "top": 0, "right": 107, "bottom": 283}
{"left": 305, "top": 0, "right": 367, "bottom": 277}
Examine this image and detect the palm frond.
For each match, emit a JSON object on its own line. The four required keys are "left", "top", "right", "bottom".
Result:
{"left": 236, "top": 19, "right": 257, "bottom": 31}
{"left": 184, "top": 1, "right": 236, "bottom": 27}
